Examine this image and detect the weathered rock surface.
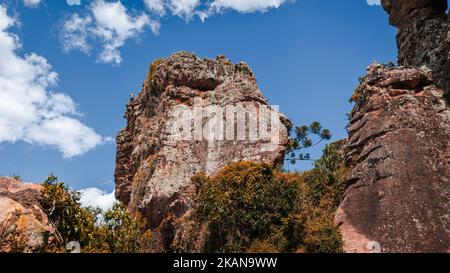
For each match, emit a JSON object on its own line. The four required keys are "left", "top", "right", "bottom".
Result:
{"left": 115, "top": 52, "right": 290, "bottom": 249}
{"left": 382, "top": 0, "right": 449, "bottom": 95}
{"left": 0, "top": 177, "right": 55, "bottom": 253}
{"left": 335, "top": 64, "right": 450, "bottom": 253}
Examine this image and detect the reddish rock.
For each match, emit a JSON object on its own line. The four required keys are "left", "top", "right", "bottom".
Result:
{"left": 381, "top": 0, "right": 449, "bottom": 95}
{"left": 114, "top": 52, "right": 291, "bottom": 251}
{"left": 381, "top": 0, "right": 448, "bottom": 27}
{"left": 0, "top": 177, "right": 56, "bottom": 253}
{"left": 336, "top": 64, "right": 450, "bottom": 253}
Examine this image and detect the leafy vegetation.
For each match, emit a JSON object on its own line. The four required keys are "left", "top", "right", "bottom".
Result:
{"left": 39, "top": 175, "right": 151, "bottom": 253}
{"left": 192, "top": 162, "right": 300, "bottom": 252}
{"left": 3, "top": 123, "right": 345, "bottom": 253}
{"left": 288, "top": 144, "right": 347, "bottom": 253}
{"left": 191, "top": 143, "right": 346, "bottom": 253}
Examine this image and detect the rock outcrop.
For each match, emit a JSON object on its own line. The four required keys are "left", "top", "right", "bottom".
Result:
{"left": 115, "top": 52, "right": 290, "bottom": 249}
{"left": 335, "top": 0, "right": 450, "bottom": 254}
{"left": 0, "top": 177, "right": 55, "bottom": 253}
{"left": 336, "top": 64, "right": 450, "bottom": 253}
{"left": 382, "top": 0, "right": 449, "bottom": 96}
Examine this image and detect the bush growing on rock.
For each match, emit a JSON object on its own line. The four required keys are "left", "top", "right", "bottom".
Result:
{"left": 192, "top": 162, "right": 300, "bottom": 253}
{"left": 190, "top": 143, "right": 346, "bottom": 253}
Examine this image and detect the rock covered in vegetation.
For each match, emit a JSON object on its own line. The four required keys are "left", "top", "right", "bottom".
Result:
{"left": 114, "top": 52, "right": 291, "bottom": 240}
{"left": 0, "top": 177, "right": 56, "bottom": 252}
{"left": 381, "top": 0, "right": 449, "bottom": 95}
{"left": 336, "top": 64, "right": 450, "bottom": 253}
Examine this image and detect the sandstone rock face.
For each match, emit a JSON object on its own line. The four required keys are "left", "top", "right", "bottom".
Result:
{"left": 382, "top": 0, "right": 449, "bottom": 95}
{"left": 0, "top": 177, "right": 55, "bottom": 253}
{"left": 337, "top": 0, "right": 450, "bottom": 254}
{"left": 335, "top": 64, "right": 450, "bottom": 253}
{"left": 115, "top": 52, "right": 290, "bottom": 236}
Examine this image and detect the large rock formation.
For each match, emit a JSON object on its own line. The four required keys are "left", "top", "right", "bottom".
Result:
{"left": 382, "top": 0, "right": 449, "bottom": 96}
{"left": 115, "top": 52, "right": 290, "bottom": 245}
{"left": 335, "top": 64, "right": 450, "bottom": 253}
{"left": 0, "top": 177, "right": 55, "bottom": 253}
{"left": 336, "top": 1, "right": 450, "bottom": 253}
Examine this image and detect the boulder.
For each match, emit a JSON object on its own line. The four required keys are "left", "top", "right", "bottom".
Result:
{"left": 0, "top": 177, "right": 56, "bottom": 253}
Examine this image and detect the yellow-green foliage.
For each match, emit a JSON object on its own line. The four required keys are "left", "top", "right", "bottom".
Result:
{"left": 192, "top": 162, "right": 300, "bottom": 253}
{"left": 40, "top": 175, "right": 151, "bottom": 253}
{"left": 40, "top": 174, "right": 99, "bottom": 250}
{"left": 89, "top": 203, "right": 152, "bottom": 253}
{"left": 191, "top": 144, "right": 346, "bottom": 253}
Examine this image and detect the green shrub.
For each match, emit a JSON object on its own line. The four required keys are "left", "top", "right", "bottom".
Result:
{"left": 40, "top": 174, "right": 99, "bottom": 250}
{"left": 192, "top": 162, "right": 300, "bottom": 253}
{"left": 191, "top": 144, "right": 346, "bottom": 253}
{"left": 288, "top": 144, "right": 345, "bottom": 253}
{"left": 40, "top": 175, "right": 151, "bottom": 253}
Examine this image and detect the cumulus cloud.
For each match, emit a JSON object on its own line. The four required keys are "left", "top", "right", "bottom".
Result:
{"left": 60, "top": 0, "right": 291, "bottom": 64}
{"left": 0, "top": 5, "right": 106, "bottom": 158}
{"left": 143, "top": 0, "right": 201, "bottom": 20}
{"left": 143, "top": 0, "right": 291, "bottom": 21}
{"left": 143, "top": 0, "right": 166, "bottom": 16}
{"left": 79, "top": 187, "right": 116, "bottom": 211}
{"left": 169, "top": 0, "right": 201, "bottom": 20}
{"left": 206, "top": 0, "right": 288, "bottom": 15}
{"left": 23, "top": 0, "right": 41, "bottom": 8}
{"left": 23, "top": 0, "right": 81, "bottom": 7}
{"left": 61, "top": 14, "right": 92, "bottom": 54}
{"left": 61, "top": 0, "right": 157, "bottom": 65}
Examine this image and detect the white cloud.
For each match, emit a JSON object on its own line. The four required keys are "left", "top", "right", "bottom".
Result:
{"left": 149, "top": 19, "right": 161, "bottom": 35}
{"left": 61, "top": 14, "right": 92, "bottom": 54}
{"left": 67, "top": 0, "right": 82, "bottom": 6}
{"left": 143, "top": 0, "right": 166, "bottom": 16}
{"left": 79, "top": 187, "right": 116, "bottom": 211}
{"left": 0, "top": 5, "right": 106, "bottom": 158}
{"left": 23, "top": 0, "right": 81, "bottom": 7}
{"left": 61, "top": 0, "right": 156, "bottom": 65}
{"left": 208, "top": 0, "right": 287, "bottom": 13}
{"left": 169, "top": 0, "right": 201, "bottom": 20}
{"left": 61, "top": 0, "right": 292, "bottom": 64}
{"left": 23, "top": 0, "right": 41, "bottom": 8}
{"left": 144, "top": 0, "right": 291, "bottom": 21}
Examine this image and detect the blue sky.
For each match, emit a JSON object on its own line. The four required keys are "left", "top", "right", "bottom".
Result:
{"left": 0, "top": 0, "right": 398, "bottom": 196}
